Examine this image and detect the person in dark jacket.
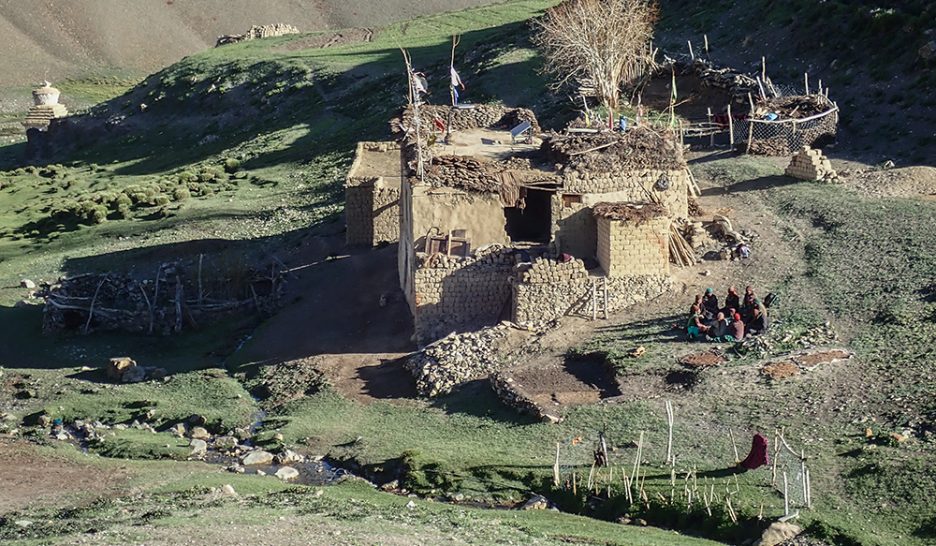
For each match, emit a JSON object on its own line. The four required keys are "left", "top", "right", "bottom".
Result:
{"left": 707, "top": 312, "right": 729, "bottom": 340}
{"left": 741, "top": 285, "right": 757, "bottom": 322}
{"left": 701, "top": 288, "right": 719, "bottom": 319}
{"left": 748, "top": 303, "right": 769, "bottom": 335}
{"left": 724, "top": 286, "right": 741, "bottom": 314}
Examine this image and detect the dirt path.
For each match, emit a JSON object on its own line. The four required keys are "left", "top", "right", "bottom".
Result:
{"left": 0, "top": 439, "right": 131, "bottom": 514}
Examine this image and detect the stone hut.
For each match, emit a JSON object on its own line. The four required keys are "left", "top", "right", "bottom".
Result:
{"left": 352, "top": 104, "right": 689, "bottom": 344}
{"left": 345, "top": 141, "right": 402, "bottom": 246}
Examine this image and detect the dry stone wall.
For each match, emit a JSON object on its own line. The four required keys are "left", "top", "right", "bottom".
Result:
{"left": 405, "top": 324, "right": 512, "bottom": 397}
{"left": 413, "top": 247, "right": 516, "bottom": 344}
{"left": 597, "top": 216, "right": 670, "bottom": 278}
{"left": 560, "top": 169, "right": 689, "bottom": 219}
{"left": 512, "top": 268, "right": 674, "bottom": 327}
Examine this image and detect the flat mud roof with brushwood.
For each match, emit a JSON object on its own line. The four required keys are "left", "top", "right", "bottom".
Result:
{"left": 591, "top": 202, "right": 667, "bottom": 222}
{"left": 544, "top": 127, "right": 686, "bottom": 173}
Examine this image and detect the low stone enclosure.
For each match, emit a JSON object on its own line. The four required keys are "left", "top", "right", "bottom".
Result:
{"left": 343, "top": 103, "right": 691, "bottom": 345}
{"left": 642, "top": 57, "right": 839, "bottom": 155}
{"left": 215, "top": 23, "right": 299, "bottom": 47}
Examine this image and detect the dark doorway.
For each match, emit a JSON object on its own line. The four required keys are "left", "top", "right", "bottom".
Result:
{"left": 505, "top": 188, "right": 552, "bottom": 243}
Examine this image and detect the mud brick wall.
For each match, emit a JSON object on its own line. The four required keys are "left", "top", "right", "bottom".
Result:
{"left": 512, "top": 272, "right": 674, "bottom": 327}
{"left": 597, "top": 216, "right": 670, "bottom": 278}
{"left": 345, "top": 141, "right": 402, "bottom": 246}
{"left": 551, "top": 197, "right": 596, "bottom": 259}
{"left": 413, "top": 249, "right": 516, "bottom": 344}
{"left": 560, "top": 169, "right": 690, "bottom": 219}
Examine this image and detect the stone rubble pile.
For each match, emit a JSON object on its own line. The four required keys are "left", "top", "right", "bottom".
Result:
{"left": 785, "top": 147, "right": 838, "bottom": 182}
{"left": 405, "top": 323, "right": 512, "bottom": 397}
{"left": 490, "top": 372, "right": 559, "bottom": 423}
{"left": 216, "top": 24, "right": 300, "bottom": 47}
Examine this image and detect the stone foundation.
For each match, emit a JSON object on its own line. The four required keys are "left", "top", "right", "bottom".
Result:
{"left": 413, "top": 248, "right": 516, "bottom": 344}
{"left": 512, "top": 268, "right": 674, "bottom": 328}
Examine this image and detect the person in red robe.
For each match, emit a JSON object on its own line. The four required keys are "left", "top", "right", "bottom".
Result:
{"left": 740, "top": 433, "right": 769, "bottom": 470}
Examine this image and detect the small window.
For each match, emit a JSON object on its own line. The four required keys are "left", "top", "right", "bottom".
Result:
{"left": 562, "top": 194, "right": 583, "bottom": 208}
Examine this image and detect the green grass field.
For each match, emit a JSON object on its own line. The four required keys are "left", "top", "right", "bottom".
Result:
{"left": 1, "top": 1, "right": 935, "bottom": 544}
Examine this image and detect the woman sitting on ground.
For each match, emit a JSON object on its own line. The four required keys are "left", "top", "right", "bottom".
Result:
{"left": 686, "top": 304, "right": 709, "bottom": 340}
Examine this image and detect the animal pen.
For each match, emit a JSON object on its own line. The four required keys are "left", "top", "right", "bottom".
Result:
{"left": 639, "top": 57, "right": 839, "bottom": 155}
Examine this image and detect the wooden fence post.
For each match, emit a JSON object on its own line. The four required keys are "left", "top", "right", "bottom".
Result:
{"left": 727, "top": 104, "right": 734, "bottom": 148}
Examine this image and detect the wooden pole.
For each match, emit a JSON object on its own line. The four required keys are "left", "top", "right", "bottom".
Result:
{"left": 761, "top": 56, "right": 766, "bottom": 81}
{"left": 727, "top": 103, "right": 734, "bottom": 148}
{"left": 553, "top": 442, "right": 561, "bottom": 487}
{"left": 805, "top": 467, "right": 812, "bottom": 508}
{"left": 771, "top": 429, "right": 780, "bottom": 486}
{"left": 665, "top": 400, "right": 674, "bottom": 465}
{"left": 83, "top": 278, "right": 107, "bottom": 334}
{"left": 729, "top": 428, "right": 740, "bottom": 464}
{"left": 747, "top": 121, "right": 754, "bottom": 154}
{"left": 801, "top": 449, "right": 808, "bottom": 508}
{"left": 449, "top": 35, "right": 459, "bottom": 107}
{"left": 783, "top": 471, "right": 790, "bottom": 516}
{"left": 688, "top": 40, "right": 694, "bottom": 60}
{"left": 704, "top": 34, "right": 709, "bottom": 54}
{"left": 591, "top": 280, "right": 598, "bottom": 320}
{"left": 707, "top": 107, "right": 714, "bottom": 148}
{"left": 804, "top": 72, "right": 810, "bottom": 95}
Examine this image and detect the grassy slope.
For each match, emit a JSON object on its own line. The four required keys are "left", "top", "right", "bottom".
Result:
{"left": 655, "top": 0, "right": 936, "bottom": 164}
{"left": 1, "top": 1, "right": 934, "bottom": 545}
{"left": 1, "top": 444, "right": 717, "bottom": 546}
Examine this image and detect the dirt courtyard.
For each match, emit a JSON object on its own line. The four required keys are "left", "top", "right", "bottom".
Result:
{"left": 0, "top": 439, "right": 131, "bottom": 514}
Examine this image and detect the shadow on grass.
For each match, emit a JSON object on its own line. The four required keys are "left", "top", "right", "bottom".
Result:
{"left": 700, "top": 175, "right": 801, "bottom": 196}
{"left": 433, "top": 380, "right": 539, "bottom": 426}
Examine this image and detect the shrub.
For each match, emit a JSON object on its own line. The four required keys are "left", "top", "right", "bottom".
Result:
{"left": 172, "top": 187, "right": 191, "bottom": 201}
{"left": 223, "top": 158, "right": 242, "bottom": 173}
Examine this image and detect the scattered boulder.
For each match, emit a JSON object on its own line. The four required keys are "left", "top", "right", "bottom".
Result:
{"left": 169, "top": 422, "right": 187, "bottom": 437}
{"left": 920, "top": 40, "right": 936, "bottom": 62}
{"left": 121, "top": 365, "right": 146, "bottom": 383}
{"left": 755, "top": 521, "right": 803, "bottom": 546}
{"left": 520, "top": 494, "right": 556, "bottom": 510}
{"left": 214, "top": 435, "right": 238, "bottom": 450}
{"left": 241, "top": 449, "right": 274, "bottom": 466}
{"left": 107, "top": 357, "right": 136, "bottom": 381}
{"left": 189, "top": 439, "right": 208, "bottom": 458}
{"left": 188, "top": 426, "right": 211, "bottom": 440}
{"left": 221, "top": 484, "right": 238, "bottom": 497}
{"left": 20, "top": 279, "right": 36, "bottom": 289}
{"left": 275, "top": 449, "right": 304, "bottom": 464}
{"left": 275, "top": 466, "right": 300, "bottom": 481}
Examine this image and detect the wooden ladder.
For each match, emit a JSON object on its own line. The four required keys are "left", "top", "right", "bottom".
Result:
{"left": 591, "top": 277, "right": 609, "bottom": 320}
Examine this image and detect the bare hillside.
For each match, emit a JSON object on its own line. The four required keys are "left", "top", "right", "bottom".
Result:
{"left": 0, "top": 0, "right": 500, "bottom": 85}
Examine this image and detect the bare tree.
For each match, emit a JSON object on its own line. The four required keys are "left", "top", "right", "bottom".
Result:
{"left": 533, "top": 0, "right": 658, "bottom": 122}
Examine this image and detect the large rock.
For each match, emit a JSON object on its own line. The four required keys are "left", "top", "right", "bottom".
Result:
{"left": 756, "top": 521, "right": 803, "bottom": 546}
{"left": 275, "top": 466, "right": 300, "bottom": 481}
{"left": 121, "top": 365, "right": 146, "bottom": 383}
{"left": 520, "top": 494, "right": 556, "bottom": 511}
{"left": 20, "top": 279, "right": 36, "bottom": 289}
{"left": 189, "top": 439, "right": 208, "bottom": 458}
{"left": 106, "top": 357, "right": 136, "bottom": 381}
{"left": 241, "top": 449, "right": 274, "bottom": 466}
{"left": 188, "top": 427, "right": 211, "bottom": 440}
{"left": 920, "top": 40, "right": 936, "bottom": 61}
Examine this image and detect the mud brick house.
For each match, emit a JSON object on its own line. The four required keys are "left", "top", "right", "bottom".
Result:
{"left": 346, "top": 104, "right": 690, "bottom": 344}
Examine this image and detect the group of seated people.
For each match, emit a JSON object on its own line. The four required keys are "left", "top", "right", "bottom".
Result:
{"left": 686, "top": 285, "right": 770, "bottom": 342}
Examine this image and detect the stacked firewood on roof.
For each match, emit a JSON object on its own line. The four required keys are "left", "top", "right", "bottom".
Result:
{"left": 544, "top": 127, "right": 685, "bottom": 173}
